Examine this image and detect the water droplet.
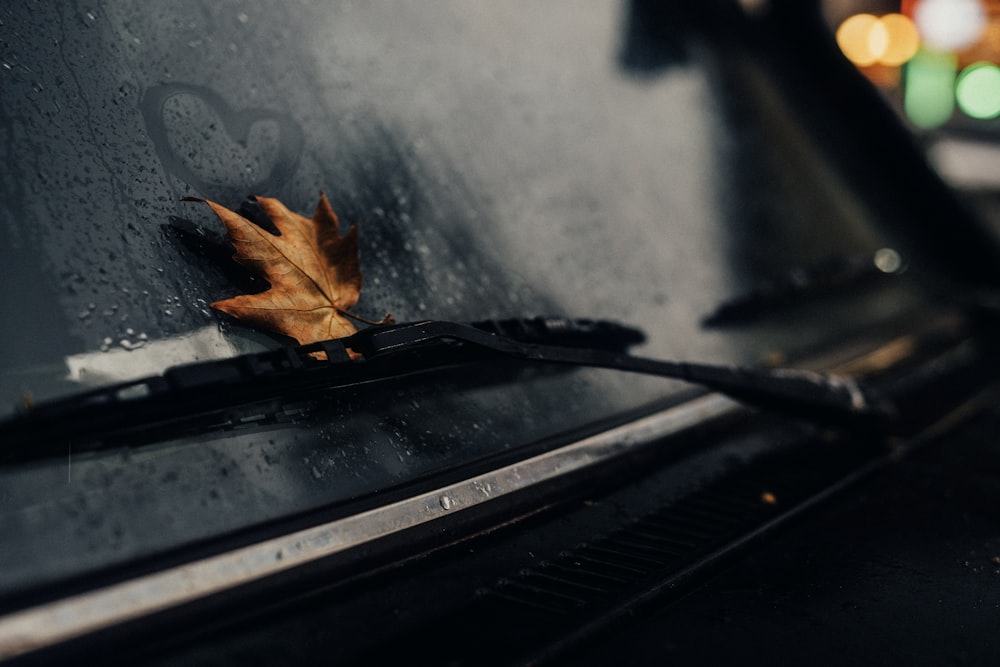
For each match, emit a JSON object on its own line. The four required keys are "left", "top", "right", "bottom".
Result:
{"left": 237, "top": 12, "right": 249, "bottom": 23}
{"left": 85, "top": 11, "right": 96, "bottom": 20}
{"left": 439, "top": 495, "right": 453, "bottom": 510}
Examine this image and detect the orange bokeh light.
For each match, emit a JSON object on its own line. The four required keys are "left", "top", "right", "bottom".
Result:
{"left": 880, "top": 14, "right": 921, "bottom": 65}
{"left": 837, "top": 13, "right": 921, "bottom": 67}
{"left": 838, "top": 14, "right": 882, "bottom": 66}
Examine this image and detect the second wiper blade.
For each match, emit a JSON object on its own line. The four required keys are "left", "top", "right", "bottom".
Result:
{"left": 0, "top": 317, "right": 891, "bottom": 459}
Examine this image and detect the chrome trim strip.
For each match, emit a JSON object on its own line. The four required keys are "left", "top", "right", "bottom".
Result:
{"left": 0, "top": 394, "right": 740, "bottom": 660}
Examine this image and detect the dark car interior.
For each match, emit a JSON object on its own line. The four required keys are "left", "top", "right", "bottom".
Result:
{"left": 1, "top": 0, "right": 999, "bottom": 664}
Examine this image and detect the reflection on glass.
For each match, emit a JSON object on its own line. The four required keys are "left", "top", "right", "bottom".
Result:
{"left": 64, "top": 326, "right": 240, "bottom": 385}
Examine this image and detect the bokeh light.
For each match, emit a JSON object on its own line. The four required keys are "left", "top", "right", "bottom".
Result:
{"left": 904, "top": 49, "right": 958, "bottom": 128}
{"left": 879, "top": 14, "right": 921, "bottom": 66}
{"left": 956, "top": 62, "right": 1000, "bottom": 119}
{"left": 836, "top": 13, "right": 920, "bottom": 67}
{"left": 838, "top": 13, "right": 882, "bottom": 66}
{"left": 914, "top": 0, "right": 986, "bottom": 51}
{"left": 835, "top": 2, "right": 1000, "bottom": 127}
{"left": 873, "top": 248, "right": 904, "bottom": 274}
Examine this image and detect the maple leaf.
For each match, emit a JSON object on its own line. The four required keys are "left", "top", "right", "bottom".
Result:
{"left": 186, "top": 194, "right": 391, "bottom": 347}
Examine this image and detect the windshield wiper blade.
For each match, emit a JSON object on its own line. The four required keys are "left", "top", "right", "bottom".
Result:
{"left": 348, "top": 320, "right": 891, "bottom": 426}
{"left": 0, "top": 318, "right": 642, "bottom": 452}
{"left": 0, "top": 317, "right": 892, "bottom": 458}
{"left": 701, "top": 254, "right": 900, "bottom": 328}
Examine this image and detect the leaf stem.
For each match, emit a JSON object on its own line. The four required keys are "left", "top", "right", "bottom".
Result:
{"left": 338, "top": 308, "right": 396, "bottom": 327}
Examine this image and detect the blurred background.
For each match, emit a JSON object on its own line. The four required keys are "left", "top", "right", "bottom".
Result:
{"left": 823, "top": 0, "right": 1000, "bottom": 215}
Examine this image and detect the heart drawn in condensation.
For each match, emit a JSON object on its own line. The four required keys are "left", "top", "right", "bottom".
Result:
{"left": 141, "top": 83, "right": 304, "bottom": 199}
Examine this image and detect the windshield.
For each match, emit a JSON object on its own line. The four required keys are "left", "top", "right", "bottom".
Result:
{"left": 0, "top": 1, "right": 938, "bottom": 599}
{"left": 0, "top": 1, "right": 909, "bottom": 412}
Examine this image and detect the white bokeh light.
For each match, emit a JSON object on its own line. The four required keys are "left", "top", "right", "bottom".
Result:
{"left": 915, "top": 0, "right": 986, "bottom": 51}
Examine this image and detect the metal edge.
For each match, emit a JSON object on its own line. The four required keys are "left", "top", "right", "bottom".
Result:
{"left": 0, "top": 393, "right": 741, "bottom": 661}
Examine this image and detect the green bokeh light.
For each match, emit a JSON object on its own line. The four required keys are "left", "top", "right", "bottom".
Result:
{"left": 956, "top": 62, "right": 1000, "bottom": 119}
{"left": 904, "top": 49, "right": 957, "bottom": 129}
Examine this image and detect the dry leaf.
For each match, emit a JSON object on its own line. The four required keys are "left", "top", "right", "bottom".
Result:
{"left": 186, "top": 194, "right": 390, "bottom": 347}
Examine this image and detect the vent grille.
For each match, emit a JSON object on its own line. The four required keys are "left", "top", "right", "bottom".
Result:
{"left": 358, "top": 427, "right": 882, "bottom": 665}
{"left": 484, "top": 483, "right": 782, "bottom": 616}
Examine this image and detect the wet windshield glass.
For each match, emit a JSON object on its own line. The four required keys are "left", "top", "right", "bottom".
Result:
{"left": 0, "top": 2, "right": 929, "bottom": 596}
{"left": 0, "top": 1, "right": 906, "bottom": 412}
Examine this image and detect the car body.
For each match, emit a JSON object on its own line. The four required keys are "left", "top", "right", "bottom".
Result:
{"left": 1, "top": 1, "right": 998, "bottom": 664}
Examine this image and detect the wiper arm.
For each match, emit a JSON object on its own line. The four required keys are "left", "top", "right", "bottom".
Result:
{"left": 349, "top": 320, "right": 891, "bottom": 426}
{"left": 0, "top": 318, "right": 893, "bottom": 459}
